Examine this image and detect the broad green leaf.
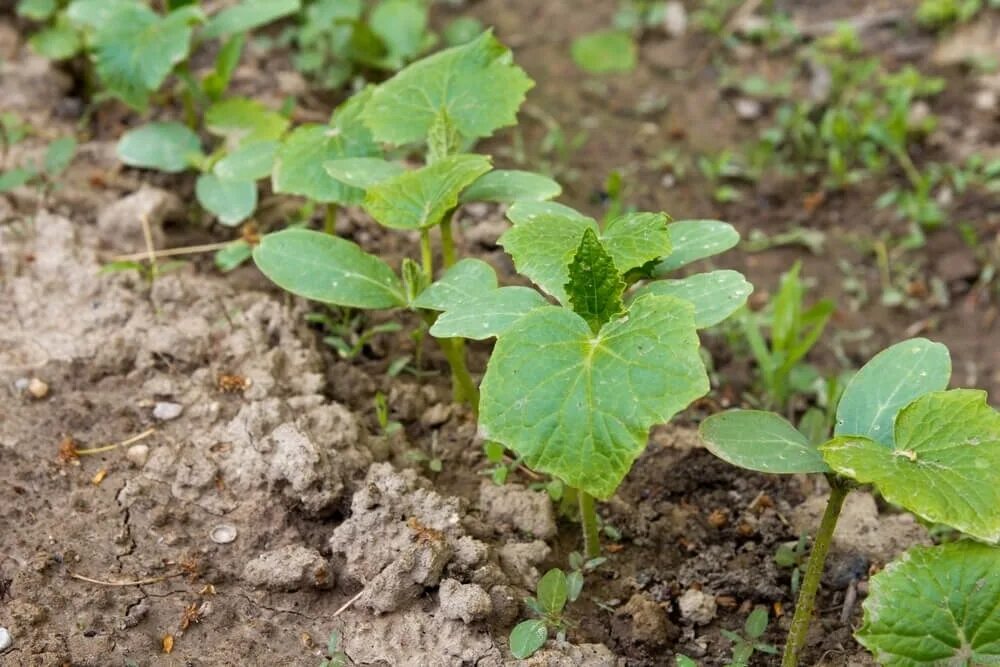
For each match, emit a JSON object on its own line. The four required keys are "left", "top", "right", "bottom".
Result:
{"left": 602, "top": 213, "right": 672, "bottom": 273}
{"left": 443, "top": 17, "right": 484, "bottom": 47}
{"left": 369, "top": 0, "right": 429, "bottom": 67}
{"left": 411, "top": 258, "right": 497, "bottom": 311}
{"left": 362, "top": 31, "right": 534, "bottom": 145}
{"left": 822, "top": 390, "right": 1000, "bottom": 542}
{"left": 480, "top": 294, "right": 708, "bottom": 499}
{"left": 201, "top": 0, "right": 301, "bottom": 39}
{"left": 324, "top": 158, "right": 405, "bottom": 189}
{"left": 29, "top": 21, "right": 82, "bottom": 60}
{"left": 92, "top": 4, "right": 203, "bottom": 110}
{"left": 214, "top": 239, "right": 253, "bottom": 272}
{"left": 213, "top": 140, "right": 278, "bottom": 181}
{"left": 571, "top": 30, "right": 637, "bottom": 74}
{"left": 835, "top": 338, "right": 951, "bottom": 445}
{"left": 205, "top": 98, "right": 290, "bottom": 146}
{"left": 0, "top": 167, "right": 37, "bottom": 193}
{"left": 363, "top": 154, "right": 491, "bottom": 230}
{"left": 116, "top": 122, "right": 203, "bottom": 173}
{"left": 507, "top": 200, "right": 591, "bottom": 224}
{"left": 253, "top": 228, "right": 405, "bottom": 309}
{"left": 272, "top": 88, "right": 380, "bottom": 204}
{"left": 856, "top": 541, "right": 1000, "bottom": 666}
{"left": 509, "top": 619, "right": 548, "bottom": 660}
{"left": 565, "top": 229, "right": 625, "bottom": 333}
{"left": 430, "top": 287, "right": 548, "bottom": 340}
{"left": 699, "top": 410, "right": 830, "bottom": 474}
{"left": 44, "top": 137, "right": 77, "bottom": 176}
{"left": 196, "top": 173, "right": 256, "bottom": 226}
{"left": 536, "top": 569, "right": 568, "bottom": 615}
{"left": 18, "top": 0, "right": 57, "bottom": 20}
{"left": 631, "top": 270, "right": 752, "bottom": 328}
{"left": 460, "top": 170, "right": 562, "bottom": 204}
{"left": 66, "top": 0, "right": 141, "bottom": 31}
{"left": 655, "top": 220, "right": 740, "bottom": 274}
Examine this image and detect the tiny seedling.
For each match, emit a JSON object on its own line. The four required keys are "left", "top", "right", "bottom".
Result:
{"left": 700, "top": 338, "right": 1000, "bottom": 665}
{"left": 0, "top": 135, "right": 76, "bottom": 199}
{"left": 773, "top": 534, "right": 809, "bottom": 594}
{"left": 318, "top": 630, "right": 347, "bottom": 667}
{"left": 509, "top": 567, "right": 581, "bottom": 659}
{"left": 720, "top": 606, "right": 779, "bottom": 667}
{"left": 373, "top": 391, "right": 402, "bottom": 436}
{"left": 305, "top": 308, "right": 401, "bottom": 360}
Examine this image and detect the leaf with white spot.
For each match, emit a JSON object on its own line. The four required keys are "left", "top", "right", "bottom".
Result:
{"left": 412, "top": 258, "right": 497, "bottom": 311}
{"left": 429, "top": 287, "right": 548, "bottom": 340}
{"left": 631, "top": 270, "right": 752, "bottom": 328}
{"left": 655, "top": 220, "right": 740, "bottom": 274}
{"left": 699, "top": 410, "right": 830, "bottom": 473}
{"left": 324, "top": 158, "right": 405, "bottom": 190}
{"left": 459, "top": 170, "right": 561, "bottom": 204}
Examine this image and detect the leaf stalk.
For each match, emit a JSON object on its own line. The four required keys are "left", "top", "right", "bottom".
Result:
{"left": 578, "top": 490, "right": 601, "bottom": 559}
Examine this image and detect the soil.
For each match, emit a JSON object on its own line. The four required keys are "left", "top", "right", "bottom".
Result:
{"left": 1, "top": 1, "right": 998, "bottom": 666}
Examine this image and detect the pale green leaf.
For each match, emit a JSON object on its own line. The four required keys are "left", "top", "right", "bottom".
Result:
{"left": 835, "top": 338, "right": 951, "bottom": 445}
{"left": 460, "top": 170, "right": 562, "bottom": 204}
{"left": 369, "top": 0, "right": 429, "bottom": 66}
{"left": 632, "top": 270, "right": 752, "bottom": 328}
{"left": 253, "top": 228, "right": 405, "bottom": 309}
{"left": 857, "top": 541, "right": 1000, "bottom": 666}
{"left": 655, "top": 220, "right": 740, "bottom": 274}
{"left": 44, "top": 137, "right": 77, "bottom": 176}
{"left": 18, "top": 0, "right": 57, "bottom": 20}
{"left": 699, "top": 410, "right": 830, "bottom": 474}
{"left": 66, "top": 0, "right": 141, "bottom": 31}
{"left": 565, "top": 228, "right": 625, "bottom": 333}
{"left": 213, "top": 140, "right": 278, "bottom": 181}
{"left": 363, "top": 154, "right": 491, "bottom": 230}
{"left": 509, "top": 619, "right": 548, "bottom": 660}
{"left": 822, "top": 390, "right": 1000, "bottom": 542}
{"left": 29, "top": 21, "right": 82, "bottom": 60}
{"left": 362, "top": 31, "right": 534, "bottom": 145}
{"left": 429, "top": 287, "right": 548, "bottom": 340}
{"left": 602, "top": 212, "right": 672, "bottom": 274}
{"left": 324, "top": 158, "right": 405, "bottom": 189}
{"left": 116, "top": 122, "right": 202, "bottom": 173}
{"left": 195, "top": 173, "right": 256, "bottom": 226}
{"left": 507, "top": 200, "right": 591, "bottom": 225}
{"left": 480, "top": 294, "right": 708, "bottom": 499}
{"left": 215, "top": 239, "right": 253, "bottom": 272}
{"left": 205, "top": 98, "right": 290, "bottom": 146}
{"left": 571, "top": 30, "right": 637, "bottom": 74}
{"left": 0, "top": 167, "right": 37, "bottom": 193}
{"left": 536, "top": 568, "right": 568, "bottom": 615}
{"left": 202, "top": 0, "right": 301, "bottom": 39}
{"left": 443, "top": 17, "right": 484, "bottom": 47}
{"left": 411, "top": 258, "right": 497, "bottom": 311}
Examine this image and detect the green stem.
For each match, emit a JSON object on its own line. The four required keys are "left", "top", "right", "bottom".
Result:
{"left": 440, "top": 212, "right": 457, "bottom": 268}
{"left": 324, "top": 205, "right": 337, "bottom": 236}
{"left": 440, "top": 337, "right": 479, "bottom": 416}
{"left": 420, "top": 228, "right": 434, "bottom": 283}
{"left": 782, "top": 480, "right": 850, "bottom": 667}
{"left": 578, "top": 490, "right": 601, "bottom": 559}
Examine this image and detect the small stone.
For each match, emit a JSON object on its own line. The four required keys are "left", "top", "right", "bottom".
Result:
{"left": 974, "top": 89, "right": 997, "bottom": 112}
{"left": 420, "top": 403, "right": 452, "bottom": 428}
{"left": 438, "top": 578, "right": 492, "bottom": 623}
{"left": 27, "top": 378, "right": 49, "bottom": 399}
{"left": 14, "top": 378, "right": 29, "bottom": 392}
{"left": 0, "top": 627, "right": 10, "bottom": 652}
{"left": 678, "top": 588, "right": 717, "bottom": 625}
{"left": 619, "top": 593, "right": 679, "bottom": 645}
{"left": 153, "top": 402, "right": 183, "bottom": 421}
{"left": 734, "top": 98, "right": 762, "bottom": 120}
{"left": 663, "top": 1, "right": 687, "bottom": 38}
{"left": 210, "top": 524, "right": 238, "bottom": 544}
{"left": 126, "top": 444, "right": 150, "bottom": 467}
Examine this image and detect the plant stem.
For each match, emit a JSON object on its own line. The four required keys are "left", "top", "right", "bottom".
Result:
{"left": 782, "top": 480, "right": 850, "bottom": 667}
{"left": 439, "top": 337, "right": 479, "bottom": 416}
{"left": 440, "top": 213, "right": 457, "bottom": 268}
{"left": 324, "top": 205, "right": 337, "bottom": 236}
{"left": 420, "top": 228, "right": 434, "bottom": 283}
{"left": 578, "top": 490, "right": 601, "bottom": 559}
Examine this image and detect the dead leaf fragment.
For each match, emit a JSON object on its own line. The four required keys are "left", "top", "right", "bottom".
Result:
{"left": 162, "top": 634, "right": 174, "bottom": 654}
{"left": 91, "top": 468, "right": 108, "bottom": 486}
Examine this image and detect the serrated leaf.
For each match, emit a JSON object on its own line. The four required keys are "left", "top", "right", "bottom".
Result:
{"left": 460, "top": 170, "right": 562, "bottom": 204}
{"left": 571, "top": 30, "right": 636, "bottom": 74}
{"left": 43, "top": 137, "right": 76, "bottom": 176}
{"left": 822, "top": 390, "right": 1000, "bottom": 542}
{"left": 565, "top": 228, "right": 625, "bottom": 333}
{"left": 195, "top": 173, "right": 256, "bottom": 226}
{"left": 835, "top": 338, "right": 951, "bottom": 445}
{"left": 699, "top": 410, "right": 831, "bottom": 474}
{"left": 426, "top": 109, "right": 460, "bottom": 164}
{"left": 362, "top": 31, "right": 534, "bottom": 145}
{"left": 602, "top": 213, "right": 672, "bottom": 273}
{"left": 272, "top": 88, "right": 380, "bottom": 204}
{"left": 480, "top": 294, "right": 708, "bottom": 499}
{"left": 509, "top": 619, "right": 548, "bottom": 660}
{"left": 213, "top": 140, "right": 278, "bottom": 181}
{"left": 430, "top": 287, "right": 548, "bottom": 340}
{"left": 655, "top": 220, "right": 741, "bottom": 274}
{"left": 631, "top": 270, "right": 752, "bottom": 328}
{"left": 857, "top": 541, "right": 1000, "bottom": 666}
{"left": 411, "top": 258, "right": 497, "bottom": 310}
{"left": 205, "top": 98, "right": 290, "bottom": 147}
{"left": 116, "top": 122, "right": 203, "bottom": 173}
{"left": 29, "top": 21, "right": 82, "bottom": 60}
{"left": 363, "top": 154, "right": 491, "bottom": 230}
{"left": 324, "top": 158, "right": 405, "bottom": 189}
{"left": 201, "top": 0, "right": 300, "bottom": 39}
{"left": 536, "top": 569, "right": 568, "bottom": 615}
{"left": 253, "top": 228, "right": 405, "bottom": 309}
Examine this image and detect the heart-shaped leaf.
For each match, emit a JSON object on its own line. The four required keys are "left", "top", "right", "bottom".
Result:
{"left": 459, "top": 170, "right": 561, "bottom": 204}
{"left": 699, "top": 410, "right": 831, "bottom": 474}
{"left": 116, "top": 122, "right": 203, "bottom": 173}
{"left": 655, "top": 220, "right": 740, "bottom": 274}
{"left": 632, "top": 270, "right": 752, "bottom": 328}
{"left": 822, "top": 389, "right": 1000, "bottom": 542}
{"left": 856, "top": 541, "right": 1000, "bottom": 665}
{"left": 195, "top": 173, "right": 256, "bottom": 226}
{"left": 480, "top": 294, "right": 708, "bottom": 499}
{"left": 253, "top": 228, "right": 405, "bottom": 309}
{"left": 214, "top": 140, "right": 278, "bottom": 181}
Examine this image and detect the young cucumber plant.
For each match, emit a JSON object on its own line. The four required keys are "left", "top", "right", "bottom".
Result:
{"left": 251, "top": 32, "right": 558, "bottom": 412}
{"left": 418, "top": 200, "right": 751, "bottom": 557}
{"left": 699, "top": 338, "right": 1000, "bottom": 665}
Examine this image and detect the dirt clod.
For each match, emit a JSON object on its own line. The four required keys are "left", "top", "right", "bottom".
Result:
{"left": 678, "top": 588, "right": 718, "bottom": 625}
{"left": 438, "top": 578, "right": 493, "bottom": 623}
{"left": 479, "top": 481, "right": 557, "bottom": 539}
{"left": 242, "top": 545, "right": 334, "bottom": 591}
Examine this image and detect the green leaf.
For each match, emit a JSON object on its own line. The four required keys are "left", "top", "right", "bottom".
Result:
{"left": 362, "top": 31, "right": 534, "bottom": 145}
{"left": 92, "top": 4, "right": 203, "bottom": 111}
{"left": 213, "top": 140, "right": 278, "bottom": 181}
{"left": 205, "top": 98, "right": 290, "bottom": 146}
{"left": 571, "top": 30, "right": 637, "bottom": 74}
{"left": 426, "top": 109, "right": 460, "bottom": 164}
{"left": 857, "top": 541, "right": 1000, "bottom": 665}
{"left": 566, "top": 570, "right": 584, "bottom": 602}
{"left": 272, "top": 88, "right": 380, "bottom": 204}
{"left": 460, "top": 170, "right": 562, "bottom": 204}
{"left": 29, "top": 21, "right": 82, "bottom": 60}
{"left": 214, "top": 240, "right": 253, "bottom": 272}
{"left": 565, "top": 228, "right": 625, "bottom": 333}
{"left": 411, "top": 258, "right": 497, "bottom": 310}
{"left": 430, "top": 287, "right": 548, "bottom": 340}
{"left": 0, "top": 167, "right": 38, "bottom": 193}
{"left": 363, "top": 154, "right": 491, "bottom": 230}
{"left": 509, "top": 619, "right": 548, "bottom": 660}
{"left": 203, "top": 33, "right": 245, "bottom": 100}
{"left": 536, "top": 568, "right": 568, "bottom": 615}
{"left": 66, "top": 0, "right": 141, "bottom": 31}
{"left": 602, "top": 213, "right": 673, "bottom": 273}
{"left": 507, "top": 200, "right": 592, "bottom": 224}
{"left": 480, "top": 294, "right": 708, "bottom": 499}
{"left": 369, "top": 0, "right": 429, "bottom": 66}
{"left": 443, "top": 17, "right": 484, "bottom": 47}
{"left": 744, "top": 607, "right": 769, "bottom": 639}
{"left": 655, "top": 220, "right": 741, "bottom": 274}
{"left": 699, "top": 410, "right": 831, "bottom": 474}
{"left": 43, "top": 137, "right": 77, "bottom": 176}
{"left": 18, "top": 0, "right": 57, "bottom": 20}
{"left": 822, "top": 390, "right": 1000, "bottom": 542}
{"left": 324, "top": 158, "right": 405, "bottom": 189}
{"left": 196, "top": 173, "right": 256, "bottom": 226}
{"left": 631, "top": 270, "right": 752, "bottom": 328}
{"left": 835, "top": 338, "right": 951, "bottom": 445}
{"left": 116, "top": 122, "right": 202, "bottom": 173}
{"left": 202, "top": 0, "right": 301, "bottom": 39}
{"left": 253, "top": 228, "right": 405, "bottom": 309}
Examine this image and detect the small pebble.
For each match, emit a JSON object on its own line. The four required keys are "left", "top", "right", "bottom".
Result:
{"left": 126, "top": 444, "right": 150, "bottom": 467}
{"left": 0, "top": 627, "right": 11, "bottom": 652}
{"left": 14, "top": 378, "right": 29, "bottom": 392}
{"left": 734, "top": 98, "right": 762, "bottom": 120}
{"left": 974, "top": 89, "right": 997, "bottom": 112}
{"left": 663, "top": 1, "right": 687, "bottom": 38}
{"left": 678, "top": 588, "right": 717, "bottom": 625}
{"left": 27, "top": 378, "right": 49, "bottom": 399}
{"left": 153, "top": 402, "right": 183, "bottom": 421}
{"left": 210, "top": 524, "right": 237, "bottom": 544}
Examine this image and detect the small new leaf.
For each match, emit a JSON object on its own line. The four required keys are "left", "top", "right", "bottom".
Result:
{"left": 565, "top": 229, "right": 624, "bottom": 333}
{"left": 536, "top": 568, "right": 568, "bottom": 616}
{"left": 509, "top": 619, "right": 548, "bottom": 660}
